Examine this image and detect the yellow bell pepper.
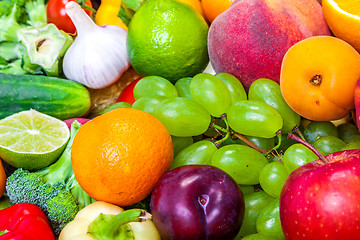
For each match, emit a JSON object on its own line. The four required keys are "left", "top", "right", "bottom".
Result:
{"left": 94, "top": 0, "right": 128, "bottom": 30}
{"left": 58, "top": 201, "right": 161, "bottom": 240}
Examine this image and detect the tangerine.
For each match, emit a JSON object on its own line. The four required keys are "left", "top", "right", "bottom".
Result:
{"left": 322, "top": 0, "right": 360, "bottom": 52}
{"left": 201, "top": 0, "right": 233, "bottom": 23}
{"left": 71, "top": 108, "right": 173, "bottom": 206}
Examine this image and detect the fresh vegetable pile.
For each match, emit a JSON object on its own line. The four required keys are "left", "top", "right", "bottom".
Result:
{"left": 1, "top": 0, "right": 360, "bottom": 240}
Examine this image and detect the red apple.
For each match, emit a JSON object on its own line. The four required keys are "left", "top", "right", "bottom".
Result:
{"left": 150, "top": 164, "right": 245, "bottom": 240}
{"left": 280, "top": 148, "right": 360, "bottom": 239}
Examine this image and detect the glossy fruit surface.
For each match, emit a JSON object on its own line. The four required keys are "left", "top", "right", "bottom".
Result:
{"left": 237, "top": 190, "right": 275, "bottom": 237}
{"left": 259, "top": 162, "right": 289, "bottom": 198}
{"left": 190, "top": 73, "right": 231, "bottom": 117}
{"left": 211, "top": 144, "right": 269, "bottom": 185}
{"left": 116, "top": 78, "right": 141, "bottom": 104}
{"left": 133, "top": 76, "right": 178, "bottom": 100}
{"left": 322, "top": 0, "right": 360, "bottom": 52}
{"left": 280, "top": 149, "right": 360, "bottom": 239}
{"left": 303, "top": 121, "right": 339, "bottom": 144}
{"left": 256, "top": 198, "right": 284, "bottom": 239}
{"left": 150, "top": 164, "right": 245, "bottom": 240}
{"left": 227, "top": 100, "right": 283, "bottom": 138}
{"left": 175, "top": 77, "right": 193, "bottom": 99}
{"left": 71, "top": 108, "right": 173, "bottom": 206}
{"left": 153, "top": 97, "right": 211, "bottom": 137}
{"left": 46, "top": 0, "right": 93, "bottom": 34}
{"left": 132, "top": 96, "right": 166, "bottom": 116}
{"left": 282, "top": 143, "right": 318, "bottom": 173}
{"left": 127, "top": 0, "right": 209, "bottom": 82}
{"left": 201, "top": 0, "right": 233, "bottom": 23}
{"left": 215, "top": 72, "right": 247, "bottom": 104}
{"left": 248, "top": 78, "right": 300, "bottom": 134}
{"left": 280, "top": 36, "right": 360, "bottom": 121}
{"left": 312, "top": 136, "right": 346, "bottom": 156}
{"left": 171, "top": 140, "right": 217, "bottom": 169}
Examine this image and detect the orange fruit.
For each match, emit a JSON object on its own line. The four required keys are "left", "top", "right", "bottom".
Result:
{"left": 71, "top": 108, "right": 173, "bottom": 206}
{"left": 177, "top": 0, "right": 206, "bottom": 19}
{"left": 322, "top": 0, "right": 360, "bottom": 52}
{"left": 0, "top": 160, "right": 6, "bottom": 196}
{"left": 201, "top": 0, "right": 233, "bottom": 23}
{"left": 280, "top": 36, "right": 360, "bottom": 121}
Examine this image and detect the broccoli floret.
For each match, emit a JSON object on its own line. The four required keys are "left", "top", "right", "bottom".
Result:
{"left": 5, "top": 121, "right": 95, "bottom": 235}
{"left": 47, "top": 190, "right": 79, "bottom": 234}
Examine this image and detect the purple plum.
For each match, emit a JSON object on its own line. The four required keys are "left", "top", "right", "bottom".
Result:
{"left": 150, "top": 164, "right": 245, "bottom": 240}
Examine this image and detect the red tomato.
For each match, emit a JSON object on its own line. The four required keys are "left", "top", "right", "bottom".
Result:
{"left": 46, "top": 0, "right": 93, "bottom": 34}
{"left": 117, "top": 78, "right": 141, "bottom": 104}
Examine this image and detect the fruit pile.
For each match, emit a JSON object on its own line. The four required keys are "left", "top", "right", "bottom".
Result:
{"left": 1, "top": 0, "right": 360, "bottom": 239}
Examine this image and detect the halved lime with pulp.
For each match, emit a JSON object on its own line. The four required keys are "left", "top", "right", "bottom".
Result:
{"left": 0, "top": 109, "right": 70, "bottom": 170}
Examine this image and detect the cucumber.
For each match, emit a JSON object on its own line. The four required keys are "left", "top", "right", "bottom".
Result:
{"left": 0, "top": 73, "right": 91, "bottom": 120}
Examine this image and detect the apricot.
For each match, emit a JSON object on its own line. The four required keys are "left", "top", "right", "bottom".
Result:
{"left": 280, "top": 36, "right": 360, "bottom": 121}
{"left": 207, "top": 0, "right": 330, "bottom": 91}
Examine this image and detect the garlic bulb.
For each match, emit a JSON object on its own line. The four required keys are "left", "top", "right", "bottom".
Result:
{"left": 63, "top": 1, "right": 130, "bottom": 89}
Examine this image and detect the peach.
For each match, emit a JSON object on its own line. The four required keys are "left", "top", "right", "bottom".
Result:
{"left": 207, "top": 0, "right": 331, "bottom": 91}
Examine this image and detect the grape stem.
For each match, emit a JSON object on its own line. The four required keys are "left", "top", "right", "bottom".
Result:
{"left": 231, "top": 131, "right": 267, "bottom": 154}
{"left": 212, "top": 115, "right": 230, "bottom": 147}
{"left": 287, "top": 132, "right": 329, "bottom": 164}
{"left": 292, "top": 126, "right": 306, "bottom": 141}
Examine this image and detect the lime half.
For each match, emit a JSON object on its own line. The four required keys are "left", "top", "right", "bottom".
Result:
{"left": 0, "top": 110, "right": 70, "bottom": 170}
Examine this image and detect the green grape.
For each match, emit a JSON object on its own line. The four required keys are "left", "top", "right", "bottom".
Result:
{"left": 171, "top": 140, "right": 217, "bottom": 169}
{"left": 227, "top": 100, "right": 283, "bottom": 138}
{"left": 101, "top": 102, "right": 132, "bottom": 114}
{"left": 303, "top": 121, "right": 338, "bottom": 144}
{"left": 210, "top": 144, "right": 269, "bottom": 185}
{"left": 215, "top": 72, "right": 247, "bottom": 104}
{"left": 244, "top": 136, "right": 276, "bottom": 152}
{"left": 174, "top": 77, "right": 193, "bottom": 99}
{"left": 239, "top": 233, "right": 279, "bottom": 240}
{"left": 190, "top": 73, "right": 231, "bottom": 117}
{"left": 337, "top": 122, "right": 360, "bottom": 141}
{"left": 153, "top": 97, "right": 211, "bottom": 137}
{"left": 313, "top": 136, "right": 346, "bottom": 156}
{"left": 259, "top": 162, "right": 289, "bottom": 198}
{"left": 237, "top": 190, "right": 275, "bottom": 237}
{"left": 340, "top": 140, "right": 360, "bottom": 150}
{"left": 239, "top": 185, "right": 256, "bottom": 196}
{"left": 344, "top": 134, "right": 360, "bottom": 143}
{"left": 248, "top": 78, "right": 300, "bottom": 134}
{"left": 283, "top": 143, "right": 318, "bottom": 173}
{"left": 133, "top": 76, "right": 178, "bottom": 100}
{"left": 132, "top": 96, "right": 166, "bottom": 116}
{"left": 171, "top": 135, "right": 194, "bottom": 158}
{"left": 256, "top": 198, "right": 285, "bottom": 240}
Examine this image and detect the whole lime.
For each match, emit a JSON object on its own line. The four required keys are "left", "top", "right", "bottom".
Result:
{"left": 127, "top": 0, "right": 209, "bottom": 83}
